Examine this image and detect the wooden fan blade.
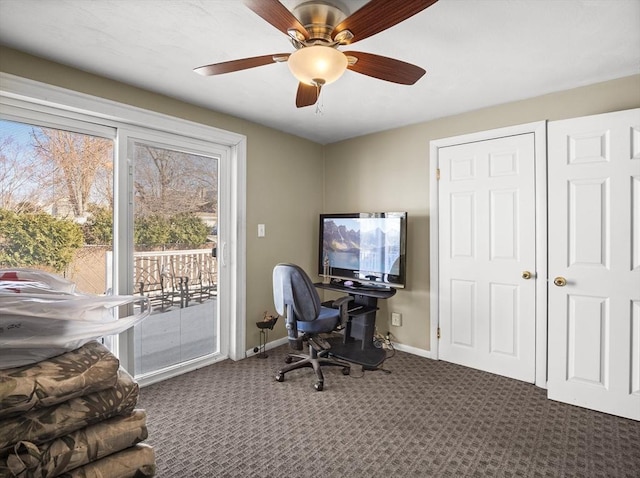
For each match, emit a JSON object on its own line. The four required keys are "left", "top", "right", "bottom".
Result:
{"left": 194, "top": 54, "right": 289, "bottom": 76}
{"left": 244, "top": 0, "right": 310, "bottom": 40}
{"left": 333, "top": 0, "right": 438, "bottom": 44}
{"left": 296, "top": 82, "right": 321, "bottom": 108}
{"left": 345, "top": 51, "right": 426, "bottom": 85}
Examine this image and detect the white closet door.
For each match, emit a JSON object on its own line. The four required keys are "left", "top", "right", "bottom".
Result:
{"left": 438, "top": 133, "right": 537, "bottom": 382}
{"left": 547, "top": 108, "right": 640, "bottom": 421}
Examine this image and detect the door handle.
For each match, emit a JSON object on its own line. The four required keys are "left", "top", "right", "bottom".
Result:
{"left": 553, "top": 276, "right": 567, "bottom": 287}
{"left": 522, "top": 271, "right": 533, "bottom": 280}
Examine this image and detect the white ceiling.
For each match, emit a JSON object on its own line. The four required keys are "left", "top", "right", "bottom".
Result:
{"left": 0, "top": 0, "right": 638, "bottom": 144}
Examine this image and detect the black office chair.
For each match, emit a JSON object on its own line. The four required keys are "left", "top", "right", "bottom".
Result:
{"left": 272, "top": 263, "right": 352, "bottom": 391}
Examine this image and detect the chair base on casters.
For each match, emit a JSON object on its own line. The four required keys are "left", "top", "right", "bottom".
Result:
{"left": 275, "top": 341, "right": 351, "bottom": 391}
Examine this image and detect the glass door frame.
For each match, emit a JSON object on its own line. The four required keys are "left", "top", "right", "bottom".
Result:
{"left": 0, "top": 73, "right": 247, "bottom": 383}
{"left": 120, "top": 128, "right": 228, "bottom": 383}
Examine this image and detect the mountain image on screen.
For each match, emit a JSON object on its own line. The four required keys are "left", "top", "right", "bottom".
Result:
{"left": 323, "top": 219, "right": 397, "bottom": 272}
{"left": 325, "top": 221, "right": 359, "bottom": 248}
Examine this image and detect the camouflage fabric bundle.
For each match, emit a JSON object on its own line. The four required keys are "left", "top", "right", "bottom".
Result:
{"left": 57, "top": 444, "right": 156, "bottom": 478}
{"left": 0, "top": 341, "right": 155, "bottom": 477}
{"left": 1, "top": 410, "right": 148, "bottom": 477}
{"left": 0, "top": 341, "right": 119, "bottom": 419}
{"left": 0, "top": 368, "right": 139, "bottom": 455}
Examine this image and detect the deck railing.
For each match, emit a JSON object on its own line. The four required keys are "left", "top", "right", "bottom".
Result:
{"left": 133, "top": 249, "right": 217, "bottom": 311}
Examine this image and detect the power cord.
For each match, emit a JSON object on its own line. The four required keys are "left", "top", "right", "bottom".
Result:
{"left": 373, "top": 329, "right": 396, "bottom": 358}
{"left": 328, "top": 329, "right": 396, "bottom": 379}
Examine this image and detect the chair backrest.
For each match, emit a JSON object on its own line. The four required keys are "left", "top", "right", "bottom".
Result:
{"left": 272, "top": 263, "right": 321, "bottom": 322}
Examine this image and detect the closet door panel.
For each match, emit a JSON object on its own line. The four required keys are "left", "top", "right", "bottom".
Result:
{"left": 547, "top": 108, "right": 640, "bottom": 421}
{"left": 438, "top": 133, "right": 536, "bottom": 382}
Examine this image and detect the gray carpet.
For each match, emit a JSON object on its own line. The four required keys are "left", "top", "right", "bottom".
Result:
{"left": 137, "top": 345, "right": 640, "bottom": 477}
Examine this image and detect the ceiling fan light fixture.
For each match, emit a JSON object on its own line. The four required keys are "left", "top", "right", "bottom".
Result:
{"left": 287, "top": 45, "right": 347, "bottom": 86}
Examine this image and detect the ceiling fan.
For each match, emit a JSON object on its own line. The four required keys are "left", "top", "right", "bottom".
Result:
{"left": 194, "top": 0, "right": 438, "bottom": 107}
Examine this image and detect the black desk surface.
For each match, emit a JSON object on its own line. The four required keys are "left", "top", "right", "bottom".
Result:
{"left": 314, "top": 281, "right": 396, "bottom": 299}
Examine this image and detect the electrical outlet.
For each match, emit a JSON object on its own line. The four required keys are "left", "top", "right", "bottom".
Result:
{"left": 257, "top": 224, "right": 265, "bottom": 237}
{"left": 391, "top": 312, "right": 402, "bottom": 327}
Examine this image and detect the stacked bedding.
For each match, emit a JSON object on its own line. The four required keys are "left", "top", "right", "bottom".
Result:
{"left": 0, "top": 341, "right": 155, "bottom": 478}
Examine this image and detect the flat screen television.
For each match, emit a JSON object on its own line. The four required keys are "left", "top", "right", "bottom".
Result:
{"left": 318, "top": 212, "right": 407, "bottom": 289}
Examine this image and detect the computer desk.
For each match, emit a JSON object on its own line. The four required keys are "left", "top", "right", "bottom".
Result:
{"left": 314, "top": 281, "right": 396, "bottom": 370}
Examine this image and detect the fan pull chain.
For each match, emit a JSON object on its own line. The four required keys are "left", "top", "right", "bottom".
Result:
{"left": 315, "top": 83, "right": 324, "bottom": 115}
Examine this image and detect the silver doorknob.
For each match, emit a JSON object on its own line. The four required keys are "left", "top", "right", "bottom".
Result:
{"left": 553, "top": 277, "right": 567, "bottom": 287}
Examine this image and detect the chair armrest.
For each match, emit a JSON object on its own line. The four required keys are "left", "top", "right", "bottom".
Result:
{"left": 331, "top": 295, "right": 354, "bottom": 308}
{"left": 331, "top": 295, "right": 354, "bottom": 328}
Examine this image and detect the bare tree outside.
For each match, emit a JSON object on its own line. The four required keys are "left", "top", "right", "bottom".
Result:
{"left": 0, "top": 121, "right": 113, "bottom": 217}
{"left": 0, "top": 128, "right": 46, "bottom": 212}
{"left": 134, "top": 143, "right": 218, "bottom": 218}
{"left": 31, "top": 128, "right": 113, "bottom": 218}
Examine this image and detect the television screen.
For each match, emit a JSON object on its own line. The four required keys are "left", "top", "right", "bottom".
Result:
{"left": 318, "top": 212, "right": 407, "bottom": 289}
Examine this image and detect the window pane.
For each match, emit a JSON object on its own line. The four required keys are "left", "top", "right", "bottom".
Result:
{"left": 0, "top": 119, "right": 114, "bottom": 294}
{"left": 132, "top": 141, "right": 219, "bottom": 376}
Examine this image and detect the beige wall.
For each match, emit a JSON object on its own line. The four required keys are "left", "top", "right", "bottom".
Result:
{"left": 2, "top": 46, "right": 639, "bottom": 354}
{"left": 324, "top": 74, "right": 640, "bottom": 351}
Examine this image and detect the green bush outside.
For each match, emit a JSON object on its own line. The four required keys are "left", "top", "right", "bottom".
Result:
{"left": 84, "top": 208, "right": 210, "bottom": 248}
{"left": 0, "top": 209, "right": 84, "bottom": 272}
{"left": 166, "top": 213, "right": 210, "bottom": 247}
{"left": 1, "top": 207, "right": 211, "bottom": 272}
{"left": 82, "top": 205, "right": 113, "bottom": 245}
{"left": 133, "top": 214, "right": 170, "bottom": 247}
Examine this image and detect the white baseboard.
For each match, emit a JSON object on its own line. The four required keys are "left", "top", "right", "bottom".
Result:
{"left": 246, "top": 336, "right": 434, "bottom": 360}
{"left": 392, "top": 342, "right": 434, "bottom": 359}
{"left": 245, "top": 336, "right": 289, "bottom": 358}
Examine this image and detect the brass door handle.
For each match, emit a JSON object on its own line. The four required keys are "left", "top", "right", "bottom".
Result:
{"left": 522, "top": 271, "right": 533, "bottom": 280}
{"left": 553, "top": 277, "right": 567, "bottom": 287}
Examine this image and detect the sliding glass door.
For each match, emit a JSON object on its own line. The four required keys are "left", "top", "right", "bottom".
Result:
{"left": 1, "top": 76, "right": 245, "bottom": 381}
{"left": 0, "top": 119, "right": 225, "bottom": 380}
{"left": 130, "top": 139, "right": 220, "bottom": 379}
